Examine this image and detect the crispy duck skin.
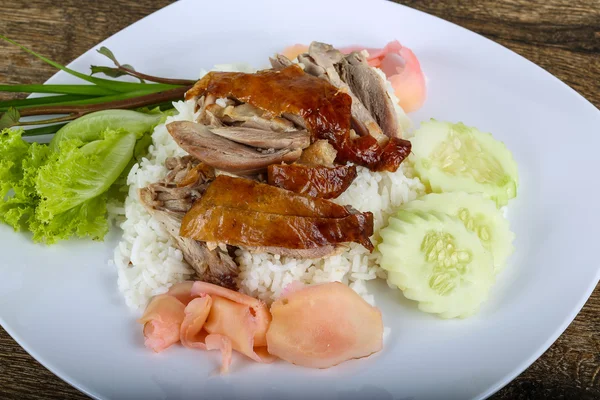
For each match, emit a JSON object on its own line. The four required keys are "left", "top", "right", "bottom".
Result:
{"left": 198, "top": 175, "right": 351, "bottom": 218}
{"left": 185, "top": 65, "right": 351, "bottom": 140}
{"left": 180, "top": 205, "right": 374, "bottom": 252}
{"left": 185, "top": 65, "right": 410, "bottom": 172}
{"left": 267, "top": 164, "right": 358, "bottom": 199}
{"left": 179, "top": 176, "right": 374, "bottom": 252}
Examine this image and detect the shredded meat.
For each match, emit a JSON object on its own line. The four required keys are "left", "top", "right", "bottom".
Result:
{"left": 139, "top": 157, "right": 239, "bottom": 289}
{"left": 144, "top": 156, "right": 213, "bottom": 213}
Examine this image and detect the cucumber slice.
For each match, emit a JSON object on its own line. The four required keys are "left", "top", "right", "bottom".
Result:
{"left": 379, "top": 210, "right": 495, "bottom": 318}
{"left": 410, "top": 120, "right": 519, "bottom": 207}
{"left": 402, "top": 192, "right": 514, "bottom": 273}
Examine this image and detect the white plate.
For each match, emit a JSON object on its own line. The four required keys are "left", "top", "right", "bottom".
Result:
{"left": 2, "top": 0, "right": 599, "bottom": 399}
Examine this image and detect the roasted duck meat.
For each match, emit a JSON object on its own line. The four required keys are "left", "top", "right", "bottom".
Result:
{"left": 267, "top": 164, "right": 357, "bottom": 199}
{"left": 199, "top": 175, "right": 351, "bottom": 218}
{"left": 184, "top": 64, "right": 410, "bottom": 172}
{"left": 139, "top": 157, "right": 239, "bottom": 289}
{"left": 296, "top": 42, "right": 400, "bottom": 140}
{"left": 167, "top": 121, "right": 306, "bottom": 175}
{"left": 181, "top": 206, "right": 374, "bottom": 252}
{"left": 180, "top": 176, "right": 374, "bottom": 256}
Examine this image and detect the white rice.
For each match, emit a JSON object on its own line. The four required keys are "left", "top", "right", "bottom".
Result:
{"left": 112, "top": 101, "right": 197, "bottom": 309}
{"left": 112, "top": 65, "right": 425, "bottom": 309}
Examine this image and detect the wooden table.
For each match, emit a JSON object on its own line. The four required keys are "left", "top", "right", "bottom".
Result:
{"left": 0, "top": 0, "right": 598, "bottom": 398}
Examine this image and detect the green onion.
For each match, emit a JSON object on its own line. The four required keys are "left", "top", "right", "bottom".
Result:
{"left": 0, "top": 35, "right": 197, "bottom": 134}
{"left": 17, "top": 86, "right": 189, "bottom": 117}
{"left": 22, "top": 123, "right": 68, "bottom": 136}
{"left": 0, "top": 36, "right": 181, "bottom": 94}
{"left": 10, "top": 88, "right": 179, "bottom": 112}
{"left": 0, "top": 94, "right": 96, "bottom": 111}
{"left": 0, "top": 84, "right": 117, "bottom": 96}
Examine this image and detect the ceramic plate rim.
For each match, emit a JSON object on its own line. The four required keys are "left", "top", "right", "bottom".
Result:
{"left": 2, "top": 1, "right": 599, "bottom": 399}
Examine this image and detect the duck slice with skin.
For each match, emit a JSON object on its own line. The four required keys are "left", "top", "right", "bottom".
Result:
{"left": 180, "top": 176, "right": 374, "bottom": 254}
{"left": 198, "top": 175, "right": 351, "bottom": 218}
{"left": 188, "top": 175, "right": 353, "bottom": 258}
{"left": 181, "top": 205, "right": 374, "bottom": 253}
{"left": 267, "top": 163, "right": 357, "bottom": 199}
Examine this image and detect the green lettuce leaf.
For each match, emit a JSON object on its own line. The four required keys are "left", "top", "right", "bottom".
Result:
{"left": 0, "top": 128, "right": 50, "bottom": 231}
{"left": 0, "top": 126, "right": 137, "bottom": 244}
{"left": 49, "top": 109, "right": 163, "bottom": 152}
{"left": 36, "top": 129, "right": 136, "bottom": 221}
{"left": 0, "top": 127, "right": 29, "bottom": 199}
{"left": 29, "top": 194, "right": 109, "bottom": 243}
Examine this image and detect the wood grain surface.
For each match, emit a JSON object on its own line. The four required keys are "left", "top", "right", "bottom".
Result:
{"left": 0, "top": 0, "right": 599, "bottom": 399}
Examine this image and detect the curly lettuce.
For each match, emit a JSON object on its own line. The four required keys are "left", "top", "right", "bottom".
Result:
{"left": 0, "top": 128, "right": 50, "bottom": 232}
{"left": 37, "top": 130, "right": 136, "bottom": 220}
{"left": 0, "top": 127, "right": 136, "bottom": 244}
